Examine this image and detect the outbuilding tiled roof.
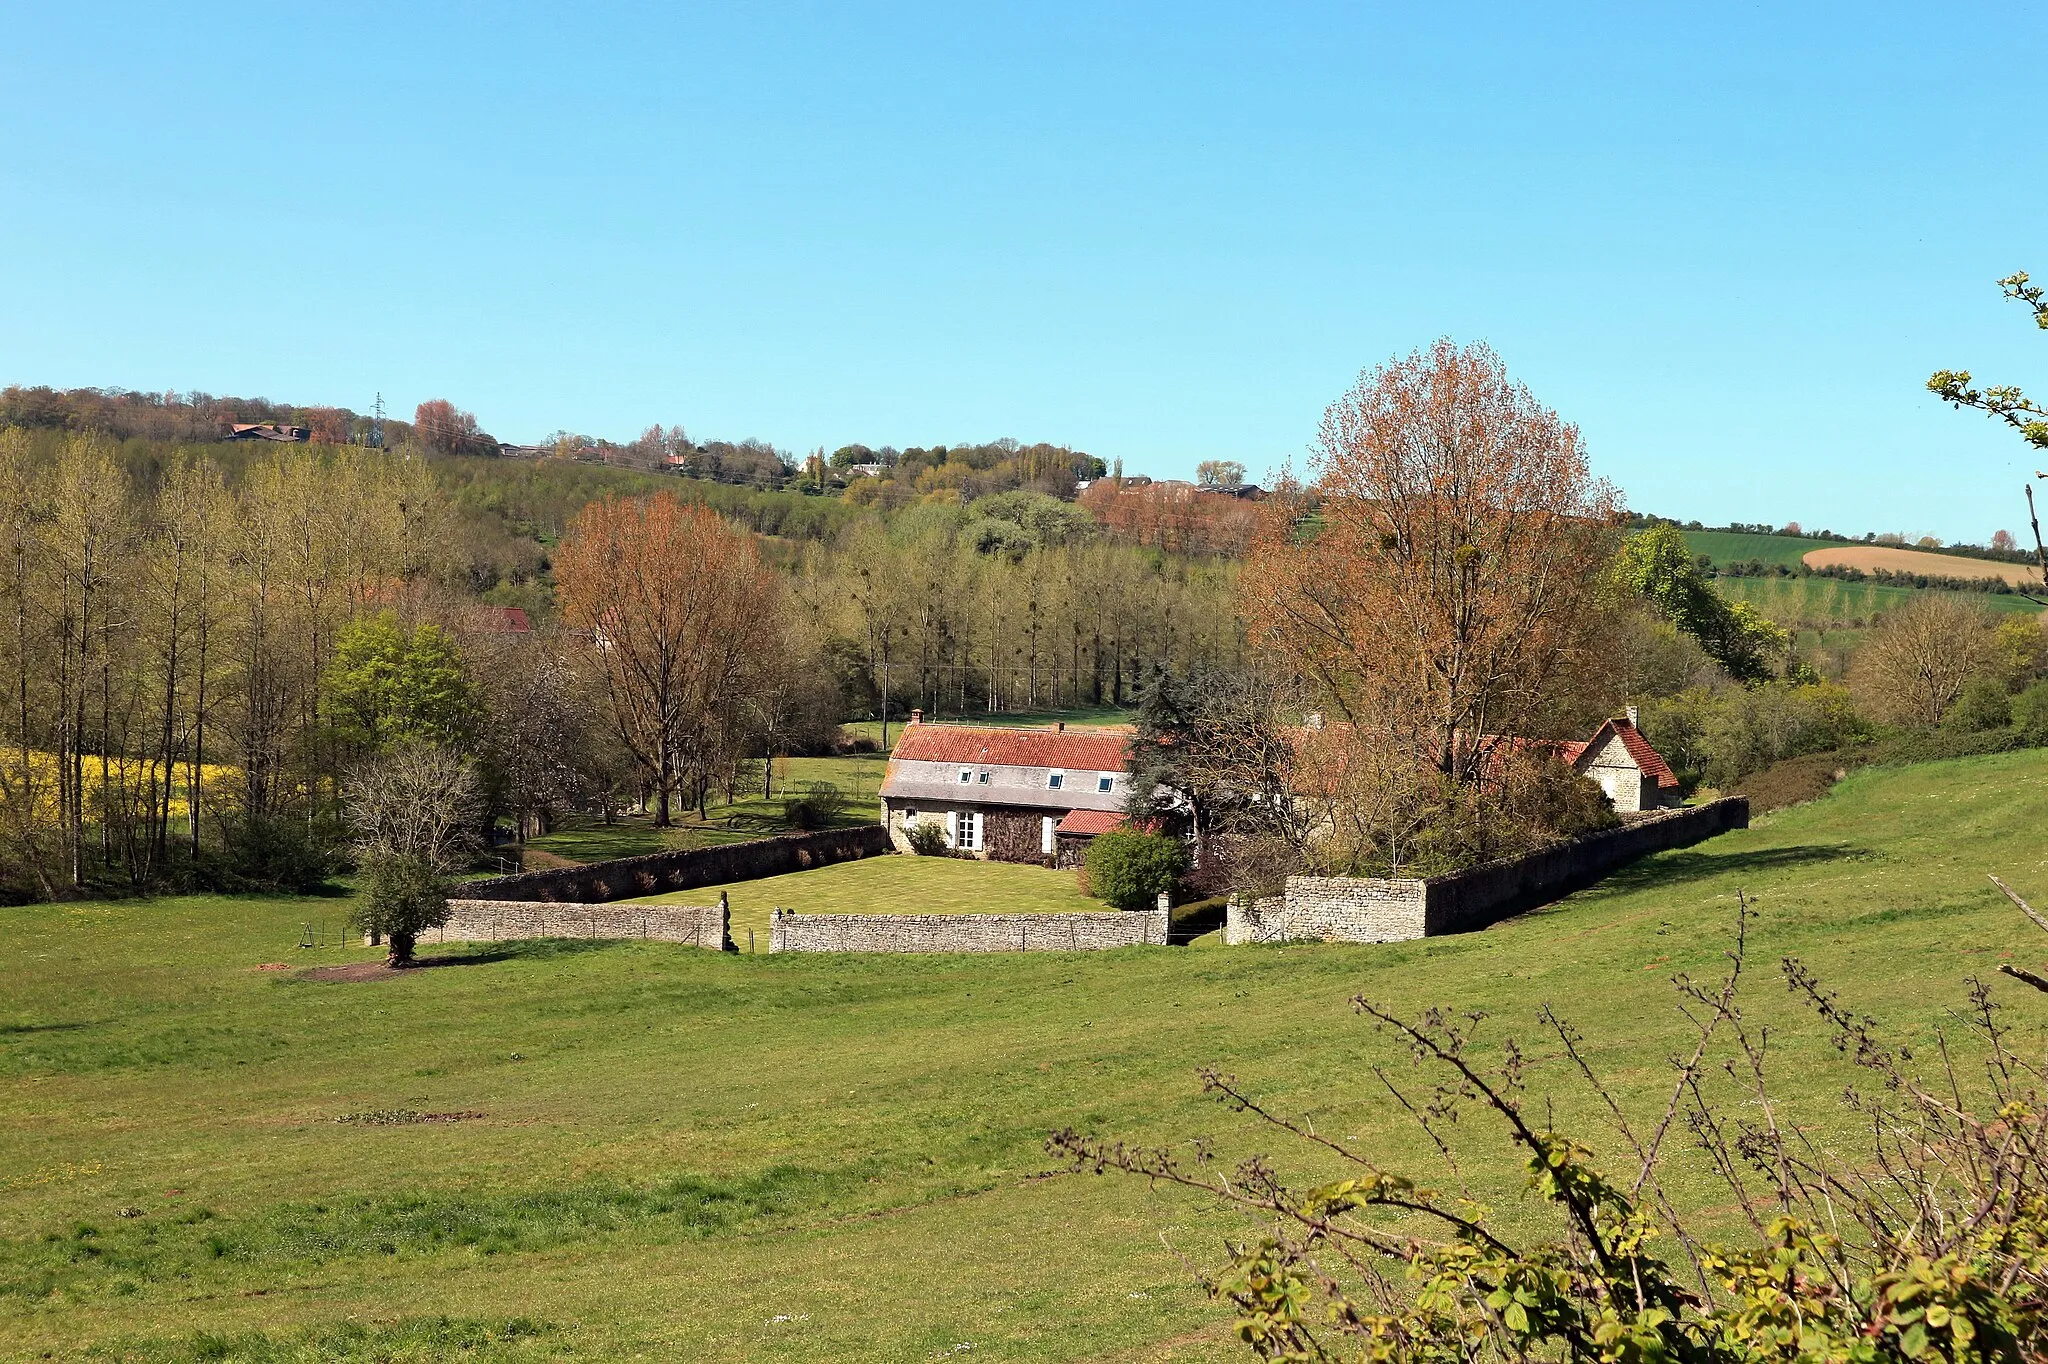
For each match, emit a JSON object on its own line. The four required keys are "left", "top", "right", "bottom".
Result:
{"left": 1054, "top": 809, "right": 1129, "bottom": 837}
{"left": 889, "top": 723, "right": 1129, "bottom": 772}
{"left": 1608, "top": 719, "right": 1680, "bottom": 790}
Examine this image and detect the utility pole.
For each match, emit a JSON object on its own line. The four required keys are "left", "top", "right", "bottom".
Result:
{"left": 371, "top": 392, "right": 385, "bottom": 450}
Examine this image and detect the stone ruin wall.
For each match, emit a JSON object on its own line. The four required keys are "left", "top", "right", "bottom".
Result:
{"left": 440, "top": 897, "right": 729, "bottom": 950}
{"left": 770, "top": 907, "right": 1169, "bottom": 953}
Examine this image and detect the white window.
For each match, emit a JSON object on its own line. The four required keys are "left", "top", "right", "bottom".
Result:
{"left": 903, "top": 807, "right": 919, "bottom": 826}
{"left": 1041, "top": 815, "right": 1056, "bottom": 854}
{"left": 949, "top": 810, "right": 982, "bottom": 851}
{"left": 958, "top": 768, "right": 972, "bottom": 784}
{"left": 1096, "top": 775, "right": 1113, "bottom": 792}
{"left": 1047, "top": 770, "right": 1064, "bottom": 790}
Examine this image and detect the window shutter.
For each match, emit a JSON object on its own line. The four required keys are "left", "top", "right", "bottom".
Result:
{"left": 947, "top": 811, "right": 959, "bottom": 846}
{"left": 972, "top": 812, "right": 983, "bottom": 850}
{"left": 1041, "top": 815, "right": 1055, "bottom": 854}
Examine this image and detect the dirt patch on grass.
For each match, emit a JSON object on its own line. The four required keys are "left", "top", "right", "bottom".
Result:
{"left": 1801, "top": 545, "right": 2037, "bottom": 585}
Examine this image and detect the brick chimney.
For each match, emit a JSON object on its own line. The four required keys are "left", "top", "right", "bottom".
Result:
{"left": 1055, "top": 720, "right": 1065, "bottom": 732}
{"left": 909, "top": 709, "right": 923, "bottom": 726}
{"left": 1624, "top": 705, "right": 1639, "bottom": 727}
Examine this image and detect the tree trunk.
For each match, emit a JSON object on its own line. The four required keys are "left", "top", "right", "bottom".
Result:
{"left": 388, "top": 930, "right": 416, "bottom": 967}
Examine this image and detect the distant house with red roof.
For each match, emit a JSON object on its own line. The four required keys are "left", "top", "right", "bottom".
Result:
{"left": 878, "top": 714, "right": 1131, "bottom": 865}
{"left": 877, "top": 708, "right": 1681, "bottom": 869}
{"left": 1557, "top": 709, "right": 1681, "bottom": 813}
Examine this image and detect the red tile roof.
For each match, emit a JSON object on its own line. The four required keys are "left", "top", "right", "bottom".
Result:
{"left": 475, "top": 606, "right": 531, "bottom": 634}
{"left": 1608, "top": 719, "right": 1680, "bottom": 790}
{"left": 1054, "top": 809, "right": 1128, "bottom": 836}
{"left": 890, "top": 723, "right": 1130, "bottom": 771}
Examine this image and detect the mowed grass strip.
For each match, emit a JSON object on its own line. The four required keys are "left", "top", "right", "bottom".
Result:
{"left": 627, "top": 850, "right": 1106, "bottom": 944}
{"left": 6, "top": 751, "right": 2048, "bottom": 1359}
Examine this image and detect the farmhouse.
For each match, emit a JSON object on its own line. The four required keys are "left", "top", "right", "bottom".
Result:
{"left": 1558, "top": 710, "right": 1681, "bottom": 813}
{"left": 879, "top": 714, "right": 1130, "bottom": 865}
{"left": 878, "top": 709, "right": 1682, "bottom": 869}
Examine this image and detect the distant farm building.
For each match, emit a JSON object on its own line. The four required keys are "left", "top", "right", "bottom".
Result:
{"left": 226, "top": 423, "right": 310, "bottom": 442}
{"left": 879, "top": 716, "right": 1130, "bottom": 866}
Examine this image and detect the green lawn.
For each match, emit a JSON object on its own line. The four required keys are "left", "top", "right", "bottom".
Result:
{"left": 7, "top": 750, "right": 2048, "bottom": 1360}
{"left": 520, "top": 756, "right": 890, "bottom": 865}
{"left": 626, "top": 852, "right": 1105, "bottom": 947}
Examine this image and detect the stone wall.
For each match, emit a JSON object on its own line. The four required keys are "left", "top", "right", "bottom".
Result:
{"left": 439, "top": 897, "right": 730, "bottom": 949}
{"left": 1226, "top": 798, "right": 1748, "bottom": 946}
{"left": 460, "top": 825, "right": 891, "bottom": 904}
{"left": 769, "top": 907, "right": 1169, "bottom": 953}
{"left": 1423, "top": 797, "right": 1748, "bottom": 935}
{"left": 1224, "top": 877, "right": 1424, "bottom": 945}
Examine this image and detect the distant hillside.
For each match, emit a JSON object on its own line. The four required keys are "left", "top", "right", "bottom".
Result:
{"left": 1682, "top": 527, "right": 2042, "bottom": 625}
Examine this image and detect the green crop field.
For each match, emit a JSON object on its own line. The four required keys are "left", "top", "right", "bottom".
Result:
{"left": 1713, "top": 572, "right": 2043, "bottom": 626}
{"left": 1681, "top": 528, "right": 1834, "bottom": 567}
{"left": 8, "top": 751, "right": 2048, "bottom": 1361}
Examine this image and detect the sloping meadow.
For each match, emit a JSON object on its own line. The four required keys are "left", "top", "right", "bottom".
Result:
{"left": 6, "top": 749, "right": 2048, "bottom": 1360}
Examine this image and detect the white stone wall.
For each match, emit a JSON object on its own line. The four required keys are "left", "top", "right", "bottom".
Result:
{"left": 769, "top": 907, "right": 1169, "bottom": 953}
{"left": 440, "top": 898, "right": 729, "bottom": 949}
{"left": 1224, "top": 877, "right": 1427, "bottom": 944}
{"left": 1578, "top": 733, "right": 1651, "bottom": 812}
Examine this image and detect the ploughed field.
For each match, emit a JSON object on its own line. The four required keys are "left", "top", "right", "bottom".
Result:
{"left": 1799, "top": 542, "right": 2039, "bottom": 585}
{"left": 7, "top": 751, "right": 2048, "bottom": 1361}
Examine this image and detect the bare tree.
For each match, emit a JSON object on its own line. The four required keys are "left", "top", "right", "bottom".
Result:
{"left": 343, "top": 743, "right": 482, "bottom": 965}
{"left": 1849, "top": 594, "right": 1998, "bottom": 726}
{"left": 554, "top": 493, "right": 779, "bottom": 826}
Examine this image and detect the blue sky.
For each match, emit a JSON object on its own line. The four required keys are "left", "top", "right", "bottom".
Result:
{"left": 2, "top": 3, "right": 2043, "bottom": 540}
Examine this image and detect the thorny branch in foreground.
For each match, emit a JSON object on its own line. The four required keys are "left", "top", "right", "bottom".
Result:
{"left": 1051, "top": 891, "right": 2048, "bottom": 1361}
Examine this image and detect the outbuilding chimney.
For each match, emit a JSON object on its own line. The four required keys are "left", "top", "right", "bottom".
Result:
{"left": 1055, "top": 720, "right": 1065, "bottom": 732}
{"left": 1624, "top": 705, "right": 1639, "bottom": 727}
{"left": 909, "top": 709, "right": 923, "bottom": 726}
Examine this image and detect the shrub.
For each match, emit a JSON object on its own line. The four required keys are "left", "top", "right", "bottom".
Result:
{"left": 1083, "top": 830, "right": 1187, "bottom": 910}
{"left": 781, "top": 782, "right": 847, "bottom": 831}
{"left": 2016, "top": 679, "right": 2048, "bottom": 743}
{"left": 1729, "top": 749, "right": 1848, "bottom": 813}
{"left": 1944, "top": 674, "right": 2014, "bottom": 732}
{"left": 904, "top": 822, "right": 949, "bottom": 856}
{"left": 219, "top": 813, "right": 339, "bottom": 893}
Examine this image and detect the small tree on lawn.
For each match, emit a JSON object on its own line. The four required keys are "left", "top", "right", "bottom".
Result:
{"left": 343, "top": 743, "right": 482, "bottom": 965}
{"left": 1084, "top": 829, "right": 1187, "bottom": 910}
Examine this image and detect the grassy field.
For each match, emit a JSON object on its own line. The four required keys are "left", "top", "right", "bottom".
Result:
{"left": 1713, "top": 572, "right": 2042, "bottom": 626}
{"left": 627, "top": 853, "right": 1105, "bottom": 946}
{"left": 1681, "top": 528, "right": 1833, "bottom": 567}
{"left": 8, "top": 749, "right": 2048, "bottom": 1360}
{"left": 521, "top": 755, "right": 890, "bottom": 865}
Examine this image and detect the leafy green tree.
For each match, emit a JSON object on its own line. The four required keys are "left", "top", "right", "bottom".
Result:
{"left": 1613, "top": 525, "right": 1788, "bottom": 683}
{"left": 1083, "top": 829, "right": 1187, "bottom": 910}
{"left": 322, "top": 614, "right": 480, "bottom": 754}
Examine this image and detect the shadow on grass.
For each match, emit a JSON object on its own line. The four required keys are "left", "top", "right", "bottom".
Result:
{"left": 0, "top": 1020, "right": 94, "bottom": 1036}
{"left": 1589, "top": 843, "right": 1872, "bottom": 898}
{"left": 416, "top": 939, "right": 626, "bottom": 967}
